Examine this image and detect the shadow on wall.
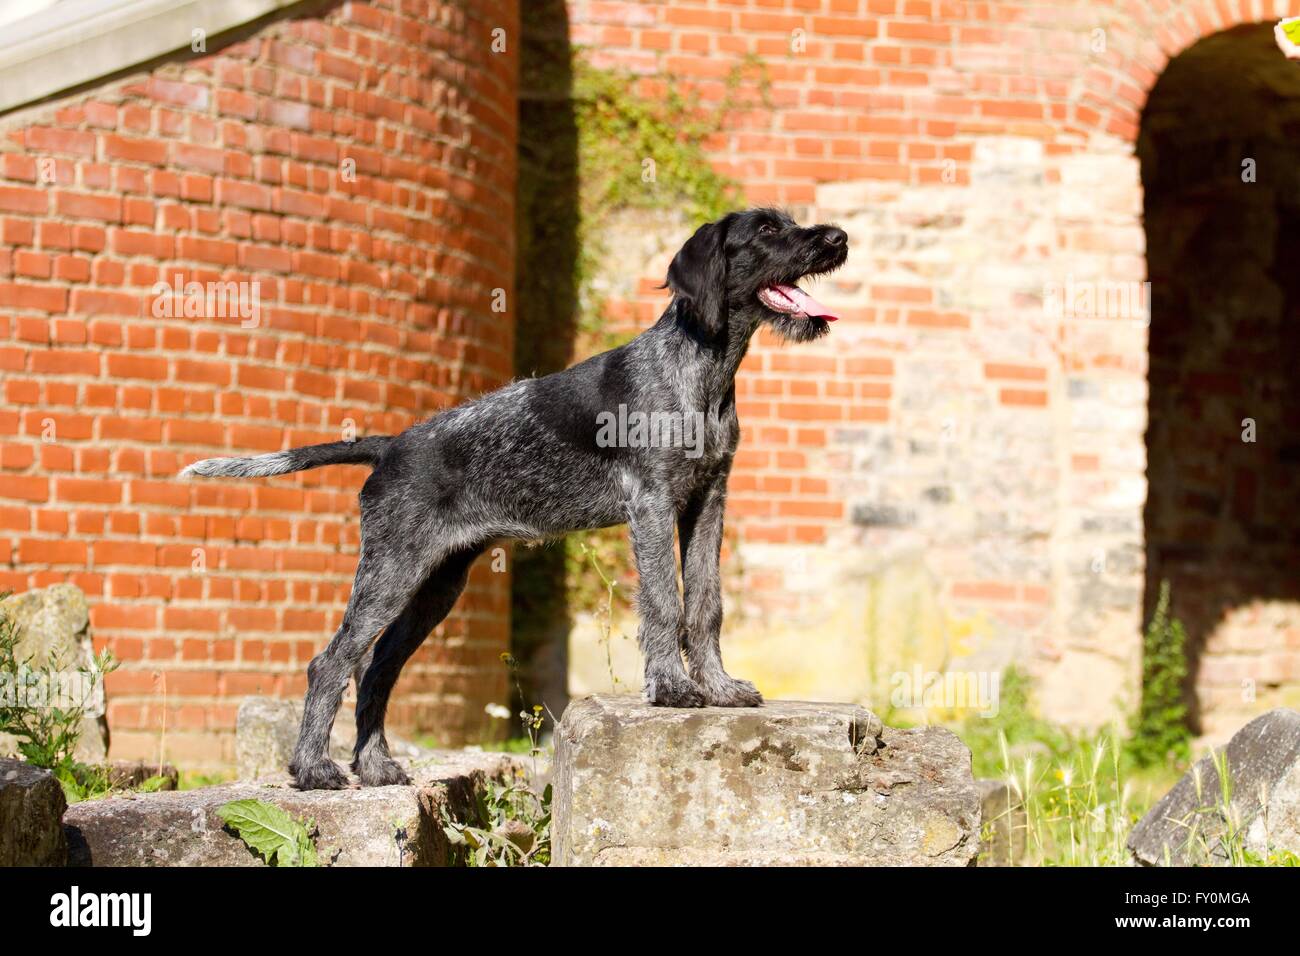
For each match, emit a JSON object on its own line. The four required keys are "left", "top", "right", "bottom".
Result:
{"left": 1140, "top": 23, "right": 1300, "bottom": 737}
{"left": 510, "top": 0, "right": 579, "bottom": 720}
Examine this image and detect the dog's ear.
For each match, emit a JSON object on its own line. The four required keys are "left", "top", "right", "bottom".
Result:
{"left": 665, "top": 218, "right": 729, "bottom": 335}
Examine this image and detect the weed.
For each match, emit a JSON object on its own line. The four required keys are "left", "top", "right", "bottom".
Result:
{"left": 441, "top": 780, "right": 552, "bottom": 867}
{"left": 1127, "top": 580, "right": 1191, "bottom": 769}
{"left": 0, "top": 594, "right": 118, "bottom": 801}
{"left": 962, "top": 661, "right": 1290, "bottom": 866}
{"left": 573, "top": 537, "right": 627, "bottom": 692}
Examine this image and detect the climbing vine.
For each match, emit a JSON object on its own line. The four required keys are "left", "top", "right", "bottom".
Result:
{"left": 570, "top": 54, "right": 764, "bottom": 350}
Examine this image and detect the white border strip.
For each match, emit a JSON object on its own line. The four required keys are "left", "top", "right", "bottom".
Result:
{"left": 0, "top": 0, "right": 303, "bottom": 114}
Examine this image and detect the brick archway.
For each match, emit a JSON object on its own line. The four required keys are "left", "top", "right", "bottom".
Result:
{"left": 1138, "top": 21, "right": 1300, "bottom": 736}
{"left": 1071, "top": 0, "right": 1300, "bottom": 144}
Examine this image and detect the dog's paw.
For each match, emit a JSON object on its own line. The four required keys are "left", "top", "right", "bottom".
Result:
{"left": 289, "top": 756, "right": 350, "bottom": 791}
{"left": 700, "top": 675, "right": 764, "bottom": 707}
{"left": 644, "top": 671, "right": 707, "bottom": 708}
{"left": 353, "top": 753, "right": 411, "bottom": 787}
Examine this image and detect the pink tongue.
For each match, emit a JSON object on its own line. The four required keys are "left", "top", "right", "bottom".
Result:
{"left": 774, "top": 284, "right": 838, "bottom": 320}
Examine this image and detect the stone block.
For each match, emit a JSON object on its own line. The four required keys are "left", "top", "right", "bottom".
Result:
{"left": 0, "top": 758, "right": 68, "bottom": 866}
{"left": 1128, "top": 709, "right": 1300, "bottom": 865}
{"left": 64, "top": 750, "right": 522, "bottom": 867}
{"left": 553, "top": 696, "right": 980, "bottom": 866}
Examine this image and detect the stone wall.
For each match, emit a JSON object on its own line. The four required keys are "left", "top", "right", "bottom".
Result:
{"left": 565, "top": 0, "right": 1300, "bottom": 732}
{"left": 0, "top": 0, "right": 519, "bottom": 765}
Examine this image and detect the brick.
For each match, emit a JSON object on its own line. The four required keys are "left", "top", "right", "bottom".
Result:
{"left": 215, "top": 179, "right": 272, "bottom": 210}
{"left": 985, "top": 362, "right": 1048, "bottom": 382}
{"left": 0, "top": 185, "right": 48, "bottom": 214}
{"left": 55, "top": 191, "right": 123, "bottom": 222}
{"left": 145, "top": 78, "right": 210, "bottom": 109}
{"left": 104, "top": 135, "right": 169, "bottom": 165}
{"left": 24, "top": 127, "right": 95, "bottom": 156}
{"left": 56, "top": 478, "right": 123, "bottom": 504}
{"left": 0, "top": 283, "right": 66, "bottom": 312}
{"left": 70, "top": 289, "right": 143, "bottom": 316}
{"left": 999, "top": 388, "right": 1049, "bottom": 408}
{"left": 19, "top": 538, "right": 88, "bottom": 565}
{"left": 93, "top": 541, "right": 158, "bottom": 567}
{"left": 171, "top": 143, "right": 226, "bottom": 173}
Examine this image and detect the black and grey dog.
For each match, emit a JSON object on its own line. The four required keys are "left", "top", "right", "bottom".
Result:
{"left": 181, "top": 208, "right": 847, "bottom": 790}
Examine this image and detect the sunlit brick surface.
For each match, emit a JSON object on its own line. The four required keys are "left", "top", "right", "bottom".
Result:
{"left": 0, "top": 1, "right": 518, "bottom": 764}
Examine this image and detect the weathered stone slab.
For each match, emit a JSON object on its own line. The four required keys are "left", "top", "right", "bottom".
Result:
{"left": 64, "top": 750, "right": 522, "bottom": 867}
{"left": 236, "top": 696, "right": 348, "bottom": 780}
{"left": 1128, "top": 709, "right": 1300, "bottom": 866}
{"left": 0, "top": 758, "right": 68, "bottom": 866}
{"left": 0, "top": 584, "right": 107, "bottom": 762}
{"left": 975, "top": 778, "right": 1026, "bottom": 866}
{"left": 553, "top": 695, "right": 980, "bottom": 866}
{"left": 234, "top": 695, "right": 423, "bottom": 780}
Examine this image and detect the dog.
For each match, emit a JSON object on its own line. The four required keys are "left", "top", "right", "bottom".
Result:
{"left": 181, "top": 207, "right": 848, "bottom": 790}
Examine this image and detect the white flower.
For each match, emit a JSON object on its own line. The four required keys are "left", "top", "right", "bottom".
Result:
{"left": 484, "top": 703, "right": 511, "bottom": 720}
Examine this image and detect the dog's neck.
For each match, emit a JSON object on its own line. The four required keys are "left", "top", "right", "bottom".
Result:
{"left": 657, "top": 297, "right": 763, "bottom": 409}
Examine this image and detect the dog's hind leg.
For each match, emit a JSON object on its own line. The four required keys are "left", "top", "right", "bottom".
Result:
{"left": 350, "top": 549, "right": 477, "bottom": 786}
{"left": 679, "top": 473, "right": 762, "bottom": 706}
{"left": 290, "top": 546, "right": 429, "bottom": 790}
{"left": 627, "top": 481, "right": 705, "bottom": 707}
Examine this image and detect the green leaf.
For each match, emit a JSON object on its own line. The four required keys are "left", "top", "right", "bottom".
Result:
{"left": 216, "top": 799, "right": 319, "bottom": 867}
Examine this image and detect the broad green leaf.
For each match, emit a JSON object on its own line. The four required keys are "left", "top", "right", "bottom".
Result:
{"left": 216, "top": 798, "right": 318, "bottom": 867}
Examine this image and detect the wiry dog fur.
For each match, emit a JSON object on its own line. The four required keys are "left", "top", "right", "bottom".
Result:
{"left": 181, "top": 208, "right": 849, "bottom": 790}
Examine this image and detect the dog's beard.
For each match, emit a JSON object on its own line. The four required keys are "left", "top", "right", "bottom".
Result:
{"left": 765, "top": 312, "right": 831, "bottom": 342}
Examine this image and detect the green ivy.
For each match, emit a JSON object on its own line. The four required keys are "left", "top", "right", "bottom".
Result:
{"left": 570, "top": 54, "right": 758, "bottom": 348}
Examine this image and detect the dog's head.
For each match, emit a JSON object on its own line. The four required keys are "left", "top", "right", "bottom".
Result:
{"left": 665, "top": 207, "right": 848, "bottom": 343}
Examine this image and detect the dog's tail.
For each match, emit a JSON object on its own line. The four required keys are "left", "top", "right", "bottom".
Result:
{"left": 179, "top": 436, "right": 393, "bottom": 480}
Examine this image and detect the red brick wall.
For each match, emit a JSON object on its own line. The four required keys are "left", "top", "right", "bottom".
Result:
{"left": 0, "top": 0, "right": 518, "bottom": 765}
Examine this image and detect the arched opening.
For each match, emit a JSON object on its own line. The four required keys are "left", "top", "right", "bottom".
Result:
{"left": 1139, "top": 23, "right": 1300, "bottom": 737}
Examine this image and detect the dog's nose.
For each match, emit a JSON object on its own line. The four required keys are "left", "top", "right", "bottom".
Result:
{"left": 822, "top": 227, "right": 847, "bottom": 247}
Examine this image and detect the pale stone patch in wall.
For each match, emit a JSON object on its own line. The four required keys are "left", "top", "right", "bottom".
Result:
{"left": 567, "top": 135, "right": 1152, "bottom": 727}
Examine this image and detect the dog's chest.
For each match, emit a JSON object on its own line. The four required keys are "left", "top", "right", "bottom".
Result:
{"left": 663, "top": 406, "right": 737, "bottom": 486}
{"left": 701, "top": 409, "right": 739, "bottom": 461}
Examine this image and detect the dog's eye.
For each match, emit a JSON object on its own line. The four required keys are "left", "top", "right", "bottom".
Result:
{"left": 757, "top": 224, "right": 777, "bottom": 236}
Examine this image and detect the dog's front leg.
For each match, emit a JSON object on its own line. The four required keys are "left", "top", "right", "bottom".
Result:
{"left": 626, "top": 483, "right": 705, "bottom": 707}
{"left": 679, "top": 474, "right": 763, "bottom": 706}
